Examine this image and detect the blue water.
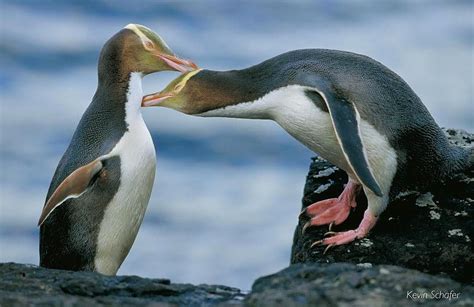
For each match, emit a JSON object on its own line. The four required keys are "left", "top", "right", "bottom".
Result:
{"left": 1, "top": 1, "right": 473, "bottom": 290}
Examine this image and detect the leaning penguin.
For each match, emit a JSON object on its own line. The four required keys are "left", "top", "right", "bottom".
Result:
{"left": 142, "top": 49, "right": 472, "bottom": 250}
{"left": 38, "top": 24, "right": 197, "bottom": 274}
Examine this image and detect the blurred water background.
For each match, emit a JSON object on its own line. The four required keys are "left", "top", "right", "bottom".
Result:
{"left": 0, "top": 0, "right": 473, "bottom": 290}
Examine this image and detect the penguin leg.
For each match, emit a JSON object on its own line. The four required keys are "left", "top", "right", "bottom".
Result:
{"left": 301, "top": 180, "right": 361, "bottom": 232}
{"left": 314, "top": 189, "right": 388, "bottom": 247}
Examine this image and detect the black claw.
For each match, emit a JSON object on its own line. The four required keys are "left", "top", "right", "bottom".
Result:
{"left": 310, "top": 240, "right": 323, "bottom": 248}
{"left": 302, "top": 221, "right": 312, "bottom": 234}
{"left": 324, "top": 231, "right": 337, "bottom": 237}
{"left": 323, "top": 244, "right": 334, "bottom": 255}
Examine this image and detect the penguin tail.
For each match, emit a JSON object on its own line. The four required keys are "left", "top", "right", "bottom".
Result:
{"left": 468, "top": 146, "right": 474, "bottom": 169}
{"left": 448, "top": 144, "right": 473, "bottom": 176}
{"left": 442, "top": 129, "right": 474, "bottom": 176}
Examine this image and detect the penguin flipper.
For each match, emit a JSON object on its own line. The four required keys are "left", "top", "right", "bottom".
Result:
{"left": 306, "top": 87, "right": 383, "bottom": 197}
{"left": 38, "top": 158, "right": 104, "bottom": 226}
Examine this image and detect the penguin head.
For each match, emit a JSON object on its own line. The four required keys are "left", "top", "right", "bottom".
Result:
{"left": 142, "top": 69, "right": 205, "bottom": 114}
{"left": 98, "top": 24, "right": 198, "bottom": 79}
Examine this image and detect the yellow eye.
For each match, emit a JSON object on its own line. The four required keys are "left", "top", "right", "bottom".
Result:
{"left": 145, "top": 41, "right": 154, "bottom": 50}
{"left": 174, "top": 83, "right": 184, "bottom": 92}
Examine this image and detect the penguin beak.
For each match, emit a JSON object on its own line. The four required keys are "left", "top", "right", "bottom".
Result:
{"left": 154, "top": 53, "right": 198, "bottom": 73}
{"left": 142, "top": 92, "right": 174, "bottom": 107}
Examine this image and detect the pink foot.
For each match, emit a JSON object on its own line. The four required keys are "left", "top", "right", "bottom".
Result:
{"left": 312, "top": 209, "right": 378, "bottom": 252}
{"left": 302, "top": 180, "right": 360, "bottom": 232}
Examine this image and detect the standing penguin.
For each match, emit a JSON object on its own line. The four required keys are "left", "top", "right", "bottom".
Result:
{"left": 38, "top": 24, "right": 197, "bottom": 274}
{"left": 141, "top": 49, "right": 471, "bottom": 249}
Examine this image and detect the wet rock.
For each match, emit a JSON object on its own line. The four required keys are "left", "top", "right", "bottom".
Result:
{"left": 292, "top": 129, "right": 474, "bottom": 283}
{"left": 246, "top": 263, "right": 474, "bottom": 306}
{"left": 0, "top": 263, "right": 245, "bottom": 306}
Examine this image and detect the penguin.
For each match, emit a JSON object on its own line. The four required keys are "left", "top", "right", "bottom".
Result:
{"left": 38, "top": 24, "right": 197, "bottom": 274}
{"left": 141, "top": 49, "right": 471, "bottom": 250}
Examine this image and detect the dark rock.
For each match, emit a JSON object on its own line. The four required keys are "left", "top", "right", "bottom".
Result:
{"left": 4, "top": 263, "right": 474, "bottom": 306}
{"left": 292, "top": 129, "right": 474, "bottom": 283}
{"left": 4, "top": 262, "right": 472, "bottom": 306}
{"left": 0, "top": 263, "right": 245, "bottom": 306}
{"left": 246, "top": 263, "right": 474, "bottom": 306}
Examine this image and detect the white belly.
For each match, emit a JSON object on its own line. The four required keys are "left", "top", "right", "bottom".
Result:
{"left": 272, "top": 87, "right": 397, "bottom": 193}
{"left": 200, "top": 85, "right": 352, "bottom": 174}
{"left": 271, "top": 87, "right": 398, "bottom": 199}
{"left": 270, "top": 87, "right": 353, "bottom": 175}
{"left": 94, "top": 73, "right": 156, "bottom": 275}
{"left": 94, "top": 117, "right": 156, "bottom": 275}
{"left": 199, "top": 84, "right": 398, "bottom": 209}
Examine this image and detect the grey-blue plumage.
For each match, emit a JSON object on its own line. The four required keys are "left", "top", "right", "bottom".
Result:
{"left": 157, "top": 49, "right": 471, "bottom": 197}
{"left": 145, "top": 48, "right": 472, "bottom": 247}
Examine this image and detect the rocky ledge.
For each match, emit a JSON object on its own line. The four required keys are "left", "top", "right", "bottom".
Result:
{"left": 293, "top": 129, "right": 473, "bottom": 284}
{"left": 0, "top": 262, "right": 244, "bottom": 306}
{"left": 2, "top": 130, "right": 473, "bottom": 306}
{"left": 2, "top": 262, "right": 473, "bottom": 306}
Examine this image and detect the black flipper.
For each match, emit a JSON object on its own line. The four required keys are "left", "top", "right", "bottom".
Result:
{"left": 302, "top": 77, "right": 383, "bottom": 197}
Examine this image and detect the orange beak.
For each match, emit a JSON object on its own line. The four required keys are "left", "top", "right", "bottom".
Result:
{"left": 154, "top": 52, "right": 198, "bottom": 73}
{"left": 142, "top": 92, "right": 174, "bottom": 107}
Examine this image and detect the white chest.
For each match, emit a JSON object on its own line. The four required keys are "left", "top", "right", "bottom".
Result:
{"left": 94, "top": 73, "right": 156, "bottom": 275}
{"left": 200, "top": 85, "right": 351, "bottom": 173}
{"left": 269, "top": 87, "right": 398, "bottom": 195}
{"left": 199, "top": 85, "right": 398, "bottom": 213}
{"left": 270, "top": 87, "right": 352, "bottom": 173}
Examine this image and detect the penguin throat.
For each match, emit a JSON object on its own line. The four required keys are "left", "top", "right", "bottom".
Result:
{"left": 197, "top": 85, "right": 309, "bottom": 120}
{"left": 124, "top": 72, "right": 144, "bottom": 126}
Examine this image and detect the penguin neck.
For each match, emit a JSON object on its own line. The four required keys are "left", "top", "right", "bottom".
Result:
{"left": 94, "top": 72, "right": 144, "bottom": 123}
{"left": 95, "top": 37, "right": 145, "bottom": 123}
{"left": 123, "top": 72, "right": 144, "bottom": 125}
{"left": 193, "top": 67, "right": 285, "bottom": 119}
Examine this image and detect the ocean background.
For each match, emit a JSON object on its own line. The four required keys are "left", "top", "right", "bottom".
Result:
{"left": 0, "top": 1, "right": 472, "bottom": 290}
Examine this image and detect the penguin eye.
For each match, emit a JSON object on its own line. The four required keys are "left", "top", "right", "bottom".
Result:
{"left": 174, "top": 83, "right": 184, "bottom": 92}
{"left": 145, "top": 41, "right": 155, "bottom": 50}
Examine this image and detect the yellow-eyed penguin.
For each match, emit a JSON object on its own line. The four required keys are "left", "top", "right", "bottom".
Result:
{"left": 38, "top": 24, "right": 197, "bottom": 274}
{"left": 141, "top": 49, "right": 472, "bottom": 250}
